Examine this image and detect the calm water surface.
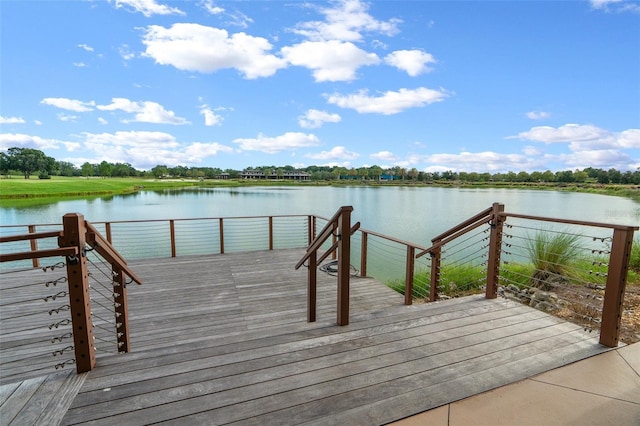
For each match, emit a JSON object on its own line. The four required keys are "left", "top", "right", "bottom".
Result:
{"left": 1, "top": 186, "right": 638, "bottom": 245}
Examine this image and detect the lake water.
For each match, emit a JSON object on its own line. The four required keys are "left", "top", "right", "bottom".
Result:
{"left": 2, "top": 186, "right": 638, "bottom": 281}
{"left": 1, "top": 186, "right": 639, "bottom": 243}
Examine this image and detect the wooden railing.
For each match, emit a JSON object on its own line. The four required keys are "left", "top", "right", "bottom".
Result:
{"left": 2, "top": 205, "right": 637, "bottom": 349}
{"left": 295, "top": 206, "right": 360, "bottom": 326}
{"left": 416, "top": 202, "right": 638, "bottom": 348}
{"left": 0, "top": 213, "right": 142, "bottom": 373}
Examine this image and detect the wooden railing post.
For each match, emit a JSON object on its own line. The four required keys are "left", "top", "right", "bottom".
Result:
{"left": 405, "top": 245, "right": 415, "bottom": 305}
{"left": 28, "top": 225, "right": 40, "bottom": 268}
{"left": 219, "top": 218, "right": 225, "bottom": 254}
{"left": 112, "top": 267, "right": 131, "bottom": 353}
{"left": 307, "top": 215, "right": 314, "bottom": 245}
{"left": 429, "top": 244, "right": 441, "bottom": 302}
{"left": 269, "top": 216, "right": 274, "bottom": 250}
{"left": 360, "top": 231, "right": 368, "bottom": 277}
{"left": 59, "top": 213, "right": 96, "bottom": 373}
{"left": 308, "top": 250, "right": 317, "bottom": 322}
{"left": 600, "top": 227, "right": 635, "bottom": 347}
{"left": 332, "top": 222, "right": 338, "bottom": 260}
{"left": 105, "top": 222, "right": 112, "bottom": 243}
{"left": 337, "top": 207, "right": 352, "bottom": 326}
{"left": 486, "top": 202, "right": 505, "bottom": 299}
{"left": 170, "top": 220, "right": 176, "bottom": 257}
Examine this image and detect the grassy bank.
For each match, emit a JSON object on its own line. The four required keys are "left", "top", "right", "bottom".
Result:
{"left": 1, "top": 175, "right": 638, "bottom": 205}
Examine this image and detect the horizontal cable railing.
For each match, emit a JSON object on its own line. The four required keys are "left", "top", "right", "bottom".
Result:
{"left": 498, "top": 216, "right": 628, "bottom": 344}
{"left": 2, "top": 206, "right": 636, "bottom": 353}
{"left": 1, "top": 214, "right": 142, "bottom": 378}
{"left": 0, "top": 263, "right": 76, "bottom": 384}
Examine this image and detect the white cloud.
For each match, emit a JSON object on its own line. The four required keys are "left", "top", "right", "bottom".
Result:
{"left": 513, "top": 124, "right": 640, "bottom": 150}
{"left": 119, "top": 45, "right": 135, "bottom": 61}
{"left": 561, "top": 149, "right": 634, "bottom": 170}
{"left": 291, "top": 0, "right": 401, "bottom": 42}
{"left": 200, "top": 0, "right": 224, "bottom": 15}
{"left": 618, "top": 129, "right": 640, "bottom": 148}
{"left": 282, "top": 40, "right": 379, "bottom": 82}
{"left": 184, "top": 142, "right": 234, "bottom": 160}
{"left": 0, "top": 116, "right": 25, "bottom": 124}
{"left": 201, "top": 2, "right": 253, "bottom": 28}
{"left": 79, "top": 130, "right": 233, "bottom": 169}
{"left": 113, "top": 0, "right": 185, "bottom": 17}
{"left": 384, "top": 50, "right": 436, "bottom": 76}
{"left": 41, "top": 97, "right": 95, "bottom": 112}
{"left": 73, "top": 62, "right": 87, "bottom": 68}
{"left": 98, "top": 117, "right": 108, "bottom": 125}
{"left": 97, "top": 98, "right": 189, "bottom": 124}
{"left": 142, "top": 23, "right": 286, "bottom": 79}
{"left": 0, "top": 133, "right": 61, "bottom": 150}
{"left": 370, "top": 150, "right": 398, "bottom": 162}
{"left": 424, "top": 151, "right": 543, "bottom": 173}
{"left": 77, "top": 44, "right": 94, "bottom": 52}
{"left": 233, "top": 132, "right": 320, "bottom": 153}
{"left": 298, "top": 109, "right": 341, "bottom": 129}
{"left": 200, "top": 107, "right": 223, "bottom": 126}
{"left": 526, "top": 110, "right": 551, "bottom": 120}
{"left": 510, "top": 124, "right": 639, "bottom": 171}
{"left": 326, "top": 87, "right": 449, "bottom": 115}
{"left": 590, "top": 0, "right": 640, "bottom": 12}
{"left": 58, "top": 114, "right": 78, "bottom": 122}
{"left": 513, "top": 123, "right": 610, "bottom": 144}
{"left": 523, "top": 146, "right": 542, "bottom": 156}
{"left": 306, "top": 145, "right": 359, "bottom": 160}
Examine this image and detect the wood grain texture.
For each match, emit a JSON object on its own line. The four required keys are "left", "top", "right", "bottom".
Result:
{"left": 2, "top": 249, "right": 610, "bottom": 425}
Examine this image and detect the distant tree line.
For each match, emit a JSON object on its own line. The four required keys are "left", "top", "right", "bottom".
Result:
{"left": 2, "top": 147, "right": 639, "bottom": 185}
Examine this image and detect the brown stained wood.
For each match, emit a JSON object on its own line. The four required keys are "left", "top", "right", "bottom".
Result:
{"left": 2, "top": 249, "right": 610, "bottom": 426}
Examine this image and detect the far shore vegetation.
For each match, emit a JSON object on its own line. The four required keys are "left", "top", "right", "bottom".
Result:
{"left": 1, "top": 147, "right": 639, "bottom": 204}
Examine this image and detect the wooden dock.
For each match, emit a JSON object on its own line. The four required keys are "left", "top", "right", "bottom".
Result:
{"left": 1, "top": 248, "right": 610, "bottom": 425}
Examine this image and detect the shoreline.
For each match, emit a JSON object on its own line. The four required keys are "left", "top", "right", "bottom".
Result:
{"left": 1, "top": 177, "right": 639, "bottom": 205}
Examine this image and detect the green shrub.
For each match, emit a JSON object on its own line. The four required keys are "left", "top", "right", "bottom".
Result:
{"left": 386, "top": 263, "right": 486, "bottom": 299}
{"left": 526, "top": 231, "right": 581, "bottom": 275}
{"left": 630, "top": 236, "right": 640, "bottom": 272}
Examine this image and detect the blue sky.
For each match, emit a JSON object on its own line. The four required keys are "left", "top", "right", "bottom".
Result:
{"left": 1, "top": 0, "right": 639, "bottom": 173}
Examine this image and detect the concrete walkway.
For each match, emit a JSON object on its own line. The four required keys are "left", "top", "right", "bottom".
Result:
{"left": 392, "top": 342, "right": 640, "bottom": 426}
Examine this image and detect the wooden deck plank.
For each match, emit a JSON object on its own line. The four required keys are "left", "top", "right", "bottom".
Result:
{"left": 69, "top": 306, "right": 544, "bottom": 408}
{"left": 63, "top": 310, "right": 560, "bottom": 423}
{"left": 2, "top": 248, "right": 611, "bottom": 425}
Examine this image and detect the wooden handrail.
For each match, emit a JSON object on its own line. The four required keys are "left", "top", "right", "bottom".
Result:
{"left": 416, "top": 210, "right": 492, "bottom": 259}
{"left": 295, "top": 206, "right": 354, "bottom": 270}
{"left": 0, "top": 230, "right": 62, "bottom": 243}
{"left": 295, "top": 206, "right": 354, "bottom": 326}
{"left": 431, "top": 206, "right": 493, "bottom": 242}
{"left": 0, "top": 247, "right": 78, "bottom": 262}
{"left": 85, "top": 221, "right": 143, "bottom": 285}
{"left": 501, "top": 212, "right": 639, "bottom": 231}
{"left": 317, "top": 222, "right": 361, "bottom": 265}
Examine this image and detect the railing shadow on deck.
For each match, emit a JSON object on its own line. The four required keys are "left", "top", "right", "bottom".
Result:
{"left": 1, "top": 202, "right": 637, "bottom": 382}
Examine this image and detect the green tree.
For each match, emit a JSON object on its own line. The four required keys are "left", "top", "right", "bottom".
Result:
{"left": 369, "top": 165, "right": 383, "bottom": 181}
{"left": 56, "top": 161, "right": 79, "bottom": 176}
{"left": 0, "top": 152, "right": 11, "bottom": 177}
{"left": 81, "top": 162, "right": 94, "bottom": 178}
{"left": 408, "top": 168, "right": 418, "bottom": 181}
{"left": 151, "top": 165, "right": 168, "bottom": 178}
{"left": 98, "top": 161, "right": 112, "bottom": 178}
{"left": 6, "top": 147, "right": 53, "bottom": 179}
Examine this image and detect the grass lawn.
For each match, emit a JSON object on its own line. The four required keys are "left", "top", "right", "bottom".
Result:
{"left": 0, "top": 176, "right": 233, "bottom": 199}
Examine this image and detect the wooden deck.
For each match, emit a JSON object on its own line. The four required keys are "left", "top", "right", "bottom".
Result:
{"left": 1, "top": 248, "right": 610, "bottom": 425}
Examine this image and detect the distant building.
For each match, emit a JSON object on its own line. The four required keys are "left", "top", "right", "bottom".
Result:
{"left": 241, "top": 170, "right": 310, "bottom": 180}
